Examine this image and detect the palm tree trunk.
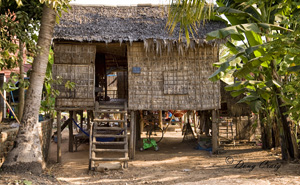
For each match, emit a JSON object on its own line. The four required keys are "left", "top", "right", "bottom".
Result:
{"left": 2, "top": 4, "right": 56, "bottom": 174}
{"left": 18, "top": 41, "right": 25, "bottom": 121}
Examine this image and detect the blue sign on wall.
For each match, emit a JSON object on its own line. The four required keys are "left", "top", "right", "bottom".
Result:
{"left": 132, "top": 67, "right": 141, "bottom": 74}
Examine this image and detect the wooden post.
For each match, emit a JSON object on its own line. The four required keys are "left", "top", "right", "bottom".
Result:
{"left": 193, "top": 110, "right": 197, "bottom": 136}
{"left": 159, "top": 110, "right": 163, "bottom": 129}
{"left": 227, "top": 119, "right": 229, "bottom": 139}
{"left": 212, "top": 110, "right": 218, "bottom": 154}
{"left": 130, "top": 111, "right": 135, "bottom": 159}
{"left": 57, "top": 111, "right": 62, "bottom": 163}
{"left": 80, "top": 111, "right": 83, "bottom": 132}
{"left": 104, "top": 60, "right": 107, "bottom": 100}
{"left": 134, "top": 111, "right": 137, "bottom": 149}
{"left": 140, "top": 111, "right": 144, "bottom": 133}
{"left": 136, "top": 111, "right": 141, "bottom": 140}
{"left": 69, "top": 111, "right": 74, "bottom": 152}
{"left": 237, "top": 116, "right": 242, "bottom": 140}
{"left": 87, "top": 111, "right": 91, "bottom": 130}
{"left": 233, "top": 117, "right": 238, "bottom": 139}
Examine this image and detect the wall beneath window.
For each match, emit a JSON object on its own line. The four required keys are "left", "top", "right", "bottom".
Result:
{"left": 127, "top": 42, "right": 220, "bottom": 111}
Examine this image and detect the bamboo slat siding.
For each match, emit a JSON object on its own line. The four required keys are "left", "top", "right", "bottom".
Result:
{"left": 127, "top": 42, "right": 220, "bottom": 110}
{"left": 53, "top": 44, "right": 96, "bottom": 109}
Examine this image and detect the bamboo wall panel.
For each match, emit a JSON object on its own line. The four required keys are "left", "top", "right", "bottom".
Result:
{"left": 127, "top": 42, "right": 220, "bottom": 110}
{"left": 54, "top": 44, "right": 96, "bottom": 64}
{"left": 53, "top": 44, "right": 96, "bottom": 109}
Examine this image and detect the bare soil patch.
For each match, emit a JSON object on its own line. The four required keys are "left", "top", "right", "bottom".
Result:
{"left": 1, "top": 129, "right": 300, "bottom": 184}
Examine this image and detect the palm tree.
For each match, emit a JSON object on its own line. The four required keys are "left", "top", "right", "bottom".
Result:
{"left": 2, "top": 0, "right": 70, "bottom": 173}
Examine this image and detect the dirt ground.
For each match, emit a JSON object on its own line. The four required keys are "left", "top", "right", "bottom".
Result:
{"left": 1, "top": 129, "right": 300, "bottom": 185}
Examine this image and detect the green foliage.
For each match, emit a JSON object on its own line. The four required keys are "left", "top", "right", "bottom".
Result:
{"left": 64, "top": 80, "right": 75, "bottom": 90}
{"left": 23, "top": 180, "right": 32, "bottom": 185}
{"left": 40, "top": 49, "right": 61, "bottom": 117}
{"left": 0, "top": 0, "right": 71, "bottom": 118}
{"left": 168, "top": 1, "right": 300, "bottom": 158}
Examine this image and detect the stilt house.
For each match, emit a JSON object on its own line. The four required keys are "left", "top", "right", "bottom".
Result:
{"left": 53, "top": 4, "right": 226, "bottom": 169}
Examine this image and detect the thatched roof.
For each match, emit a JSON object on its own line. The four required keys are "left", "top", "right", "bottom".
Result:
{"left": 53, "top": 5, "right": 226, "bottom": 45}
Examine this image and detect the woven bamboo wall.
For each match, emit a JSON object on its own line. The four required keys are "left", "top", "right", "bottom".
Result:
{"left": 53, "top": 44, "right": 96, "bottom": 109}
{"left": 127, "top": 42, "right": 220, "bottom": 110}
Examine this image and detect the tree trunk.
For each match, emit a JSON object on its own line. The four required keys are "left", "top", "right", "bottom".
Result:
{"left": 259, "top": 111, "right": 272, "bottom": 149}
{"left": 2, "top": 4, "right": 56, "bottom": 174}
{"left": 18, "top": 41, "right": 25, "bottom": 121}
{"left": 275, "top": 91, "right": 299, "bottom": 160}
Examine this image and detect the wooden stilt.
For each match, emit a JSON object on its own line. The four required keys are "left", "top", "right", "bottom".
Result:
{"left": 140, "top": 111, "right": 144, "bottom": 133}
{"left": 193, "top": 110, "right": 197, "bottom": 136}
{"left": 159, "top": 110, "right": 163, "bottom": 129}
{"left": 80, "top": 111, "right": 83, "bottom": 132}
{"left": 136, "top": 111, "right": 141, "bottom": 140}
{"left": 87, "top": 111, "right": 91, "bottom": 130}
{"left": 130, "top": 111, "right": 135, "bottom": 159}
{"left": 212, "top": 109, "right": 218, "bottom": 154}
{"left": 57, "top": 111, "right": 62, "bottom": 163}
{"left": 134, "top": 111, "right": 137, "bottom": 151}
{"left": 237, "top": 116, "right": 242, "bottom": 140}
{"left": 233, "top": 117, "right": 238, "bottom": 140}
{"left": 69, "top": 111, "right": 74, "bottom": 152}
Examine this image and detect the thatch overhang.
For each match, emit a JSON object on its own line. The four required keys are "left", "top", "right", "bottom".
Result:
{"left": 53, "top": 4, "right": 226, "bottom": 47}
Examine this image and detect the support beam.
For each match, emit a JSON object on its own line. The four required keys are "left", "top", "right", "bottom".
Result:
{"left": 80, "top": 111, "right": 84, "bottom": 132}
{"left": 57, "top": 111, "right": 62, "bottom": 163}
{"left": 212, "top": 110, "right": 218, "bottom": 154}
{"left": 134, "top": 111, "right": 137, "bottom": 151}
{"left": 69, "top": 111, "right": 74, "bottom": 152}
{"left": 159, "top": 110, "right": 163, "bottom": 129}
{"left": 137, "top": 111, "right": 141, "bottom": 140}
{"left": 193, "top": 110, "right": 197, "bottom": 136}
{"left": 87, "top": 111, "right": 91, "bottom": 130}
{"left": 140, "top": 111, "right": 144, "bottom": 133}
{"left": 129, "top": 111, "right": 136, "bottom": 159}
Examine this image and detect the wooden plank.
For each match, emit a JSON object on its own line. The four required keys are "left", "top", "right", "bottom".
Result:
{"left": 92, "top": 141, "right": 126, "bottom": 145}
{"left": 96, "top": 104, "right": 124, "bottom": 109}
{"left": 93, "top": 134, "right": 126, "bottom": 138}
{"left": 94, "top": 110, "right": 127, "bottom": 114}
{"left": 93, "top": 119, "right": 126, "bottom": 123}
{"left": 57, "top": 111, "right": 62, "bottom": 163}
{"left": 55, "top": 107, "right": 94, "bottom": 111}
{"left": 92, "top": 149, "right": 128, "bottom": 152}
{"left": 92, "top": 157, "right": 129, "bottom": 161}
{"left": 95, "top": 127, "right": 124, "bottom": 131}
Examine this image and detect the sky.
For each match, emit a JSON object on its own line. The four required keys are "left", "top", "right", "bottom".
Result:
{"left": 70, "top": 0, "right": 170, "bottom": 6}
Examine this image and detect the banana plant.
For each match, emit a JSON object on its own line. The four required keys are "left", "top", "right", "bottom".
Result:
{"left": 168, "top": 0, "right": 300, "bottom": 159}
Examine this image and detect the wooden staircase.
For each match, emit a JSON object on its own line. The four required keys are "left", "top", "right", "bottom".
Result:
{"left": 89, "top": 101, "right": 129, "bottom": 170}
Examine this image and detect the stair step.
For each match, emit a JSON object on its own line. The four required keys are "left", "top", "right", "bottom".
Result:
{"left": 93, "top": 141, "right": 127, "bottom": 145}
{"left": 92, "top": 149, "right": 128, "bottom": 153}
{"left": 94, "top": 134, "right": 127, "bottom": 138}
{"left": 95, "top": 127, "right": 125, "bottom": 131}
{"left": 91, "top": 157, "right": 129, "bottom": 161}
{"left": 93, "top": 119, "right": 126, "bottom": 123}
{"left": 94, "top": 110, "right": 127, "bottom": 114}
